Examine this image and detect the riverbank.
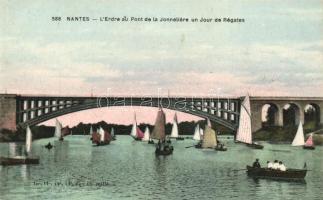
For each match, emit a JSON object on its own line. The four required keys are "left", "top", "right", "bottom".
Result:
{"left": 253, "top": 125, "right": 323, "bottom": 144}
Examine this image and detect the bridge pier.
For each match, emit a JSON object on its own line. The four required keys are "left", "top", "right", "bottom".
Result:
{"left": 0, "top": 94, "right": 17, "bottom": 131}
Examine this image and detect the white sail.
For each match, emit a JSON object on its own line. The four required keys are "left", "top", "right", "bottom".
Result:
{"left": 236, "top": 94, "right": 252, "bottom": 144}
{"left": 25, "top": 126, "right": 32, "bottom": 155}
{"left": 170, "top": 113, "right": 179, "bottom": 138}
{"left": 130, "top": 112, "right": 137, "bottom": 137}
{"left": 90, "top": 126, "right": 93, "bottom": 135}
{"left": 292, "top": 122, "right": 305, "bottom": 146}
{"left": 99, "top": 127, "right": 105, "bottom": 142}
{"left": 202, "top": 126, "right": 217, "bottom": 148}
{"left": 54, "top": 119, "right": 62, "bottom": 138}
{"left": 193, "top": 124, "right": 201, "bottom": 140}
{"left": 111, "top": 127, "right": 115, "bottom": 137}
{"left": 199, "top": 128, "right": 204, "bottom": 136}
{"left": 143, "top": 126, "right": 150, "bottom": 141}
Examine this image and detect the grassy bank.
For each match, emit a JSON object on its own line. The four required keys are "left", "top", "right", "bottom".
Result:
{"left": 254, "top": 124, "right": 323, "bottom": 144}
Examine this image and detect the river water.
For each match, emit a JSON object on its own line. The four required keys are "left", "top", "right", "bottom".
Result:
{"left": 0, "top": 135, "right": 322, "bottom": 200}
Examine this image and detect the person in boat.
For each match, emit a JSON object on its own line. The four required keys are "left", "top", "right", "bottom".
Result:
{"left": 278, "top": 161, "right": 286, "bottom": 171}
{"left": 267, "top": 161, "right": 273, "bottom": 169}
{"left": 45, "top": 142, "right": 53, "bottom": 150}
{"left": 252, "top": 159, "right": 261, "bottom": 168}
{"left": 272, "top": 160, "right": 279, "bottom": 170}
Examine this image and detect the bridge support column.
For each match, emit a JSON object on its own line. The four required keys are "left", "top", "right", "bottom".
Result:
{"left": 0, "top": 94, "right": 17, "bottom": 131}
{"left": 250, "top": 103, "right": 262, "bottom": 133}
{"left": 277, "top": 106, "right": 283, "bottom": 126}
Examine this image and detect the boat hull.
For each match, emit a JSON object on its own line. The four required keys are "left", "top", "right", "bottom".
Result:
{"left": 215, "top": 147, "right": 227, "bottom": 151}
{"left": 303, "top": 145, "right": 315, "bottom": 150}
{"left": 155, "top": 146, "right": 173, "bottom": 156}
{"left": 175, "top": 137, "right": 185, "bottom": 140}
{"left": 246, "top": 143, "right": 264, "bottom": 149}
{"left": 246, "top": 165, "right": 307, "bottom": 180}
{"left": 0, "top": 156, "right": 39, "bottom": 166}
{"left": 93, "top": 141, "right": 110, "bottom": 146}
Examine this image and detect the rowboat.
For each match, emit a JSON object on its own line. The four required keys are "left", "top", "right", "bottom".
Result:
{"left": 246, "top": 165, "right": 307, "bottom": 180}
{"left": 0, "top": 156, "right": 39, "bottom": 166}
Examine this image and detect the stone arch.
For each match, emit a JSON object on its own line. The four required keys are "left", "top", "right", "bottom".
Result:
{"left": 283, "top": 103, "right": 302, "bottom": 126}
{"left": 304, "top": 103, "right": 320, "bottom": 127}
{"left": 261, "top": 103, "right": 280, "bottom": 127}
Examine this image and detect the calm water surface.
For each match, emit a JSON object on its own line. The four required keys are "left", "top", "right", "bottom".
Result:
{"left": 0, "top": 135, "right": 322, "bottom": 200}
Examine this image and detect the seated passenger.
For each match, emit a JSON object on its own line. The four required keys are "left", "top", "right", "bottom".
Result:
{"left": 252, "top": 159, "right": 261, "bottom": 168}
{"left": 278, "top": 161, "right": 286, "bottom": 171}
{"left": 272, "top": 160, "right": 279, "bottom": 170}
{"left": 267, "top": 161, "right": 273, "bottom": 169}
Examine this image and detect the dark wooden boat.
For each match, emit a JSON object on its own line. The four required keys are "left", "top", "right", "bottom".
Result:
{"left": 175, "top": 137, "right": 185, "bottom": 140}
{"left": 0, "top": 156, "right": 39, "bottom": 166}
{"left": 246, "top": 143, "right": 264, "bottom": 149}
{"left": 155, "top": 146, "right": 173, "bottom": 156}
{"left": 195, "top": 142, "right": 202, "bottom": 149}
{"left": 246, "top": 165, "right": 307, "bottom": 180}
{"left": 215, "top": 146, "right": 227, "bottom": 151}
{"left": 151, "top": 108, "right": 174, "bottom": 156}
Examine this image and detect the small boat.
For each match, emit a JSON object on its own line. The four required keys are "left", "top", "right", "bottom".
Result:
{"left": 169, "top": 113, "right": 184, "bottom": 140}
{"left": 54, "top": 119, "right": 64, "bottom": 141}
{"left": 235, "top": 94, "right": 264, "bottom": 149}
{"left": 130, "top": 112, "right": 144, "bottom": 141}
{"left": 142, "top": 126, "right": 154, "bottom": 144}
{"left": 0, "top": 126, "right": 39, "bottom": 166}
{"left": 151, "top": 108, "right": 174, "bottom": 156}
{"left": 92, "top": 127, "right": 111, "bottom": 146}
{"left": 291, "top": 122, "right": 314, "bottom": 150}
{"left": 303, "top": 133, "right": 315, "bottom": 150}
{"left": 202, "top": 126, "right": 217, "bottom": 149}
{"left": 215, "top": 144, "right": 227, "bottom": 151}
{"left": 246, "top": 143, "right": 264, "bottom": 149}
{"left": 246, "top": 165, "right": 307, "bottom": 180}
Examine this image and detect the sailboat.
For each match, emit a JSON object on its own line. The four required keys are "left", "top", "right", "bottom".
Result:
{"left": 54, "top": 119, "right": 64, "bottom": 141}
{"left": 303, "top": 133, "right": 315, "bottom": 150}
{"left": 130, "top": 112, "right": 144, "bottom": 141}
{"left": 151, "top": 108, "right": 174, "bottom": 156}
{"left": 92, "top": 127, "right": 112, "bottom": 146}
{"left": 142, "top": 126, "right": 154, "bottom": 144}
{"left": 0, "top": 126, "right": 39, "bottom": 165}
{"left": 292, "top": 122, "right": 305, "bottom": 146}
{"left": 170, "top": 113, "right": 184, "bottom": 140}
{"left": 111, "top": 127, "right": 116, "bottom": 140}
{"left": 193, "top": 124, "right": 201, "bottom": 141}
{"left": 235, "top": 94, "right": 263, "bottom": 149}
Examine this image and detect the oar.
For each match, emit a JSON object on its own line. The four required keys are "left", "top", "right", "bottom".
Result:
{"left": 185, "top": 145, "right": 195, "bottom": 148}
{"left": 231, "top": 169, "right": 246, "bottom": 171}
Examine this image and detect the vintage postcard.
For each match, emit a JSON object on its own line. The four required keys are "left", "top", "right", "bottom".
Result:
{"left": 0, "top": 0, "right": 322, "bottom": 199}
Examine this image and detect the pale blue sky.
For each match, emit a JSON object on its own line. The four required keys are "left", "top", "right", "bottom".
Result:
{"left": 1, "top": 0, "right": 322, "bottom": 97}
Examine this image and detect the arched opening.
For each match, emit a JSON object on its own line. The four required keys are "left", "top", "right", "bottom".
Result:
{"left": 304, "top": 103, "right": 320, "bottom": 130}
{"left": 261, "top": 103, "right": 279, "bottom": 127}
{"left": 283, "top": 103, "right": 300, "bottom": 126}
